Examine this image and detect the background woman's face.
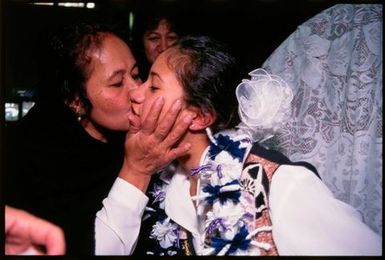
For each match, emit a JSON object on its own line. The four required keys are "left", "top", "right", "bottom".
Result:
{"left": 132, "top": 50, "right": 185, "bottom": 122}
{"left": 85, "top": 34, "right": 141, "bottom": 133}
{"left": 143, "top": 19, "right": 178, "bottom": 64}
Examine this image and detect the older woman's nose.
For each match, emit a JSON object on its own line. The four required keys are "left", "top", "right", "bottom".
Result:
{"left": 129, "top": 84, "right": 146, "bottom": 104}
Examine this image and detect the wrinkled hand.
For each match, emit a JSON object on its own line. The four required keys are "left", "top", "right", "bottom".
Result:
{"left": 120, "top": 97, "right": 192, "bottom": 191}
{"left": 5, "top": 205, "right": 66, "bottom": 255}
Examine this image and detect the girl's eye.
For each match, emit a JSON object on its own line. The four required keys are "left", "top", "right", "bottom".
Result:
{"left": 149, "top": 86, "right": 159, "bottom": 92}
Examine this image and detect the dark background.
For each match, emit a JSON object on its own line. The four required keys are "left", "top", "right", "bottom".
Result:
{"left": 0, "top": 0, "right": 380, "bottom": 104}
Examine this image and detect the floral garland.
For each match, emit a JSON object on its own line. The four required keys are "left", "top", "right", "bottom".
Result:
{"left": 194, "top": 132, "right": 272, "bottom": 255}
{"left": 146, "top": 132, "right": 273, "bottom": 256}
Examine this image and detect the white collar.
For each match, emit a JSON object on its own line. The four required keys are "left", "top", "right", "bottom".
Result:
{"left": 164, "top": 147, "right": 210, "bottom": 253}
{"left": 164, "top": 165, "right": 199, "bottom": 235}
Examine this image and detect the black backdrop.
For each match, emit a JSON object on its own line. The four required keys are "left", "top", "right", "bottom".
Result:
{"left": 1, "top": 0, "right": 377, "bottom": 102}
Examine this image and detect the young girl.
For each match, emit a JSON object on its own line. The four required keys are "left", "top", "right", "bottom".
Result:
{"left": 95, "top": 35, "right": 381, "bottom": 256}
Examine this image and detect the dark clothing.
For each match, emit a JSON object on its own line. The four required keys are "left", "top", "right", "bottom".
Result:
{"left": 136, "top": 54, "right": 151, "bottom": 82}
{"left": 249, "top": 143, "right": 320, "bottom": 179}
{"left": 4, "top": 101, "right": 124, "bottom": 255}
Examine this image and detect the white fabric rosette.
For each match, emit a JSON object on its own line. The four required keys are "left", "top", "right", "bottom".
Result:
{"left": 235, "top": 68, "right": 293, "bottom": 142}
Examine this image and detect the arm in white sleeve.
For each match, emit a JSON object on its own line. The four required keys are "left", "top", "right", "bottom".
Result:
{"left": 95, "top": 177, "right": 149, "bottom": 255}
{"left": 270, "top": 165, "right": 381, "bottom": 256}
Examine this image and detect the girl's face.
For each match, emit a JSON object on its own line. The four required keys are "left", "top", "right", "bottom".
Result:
{"left": 131, "top": 50, "right": 185, "bottom": 122}
{"left": 83, "top": 34, "right": 141, "bottom": 139}
{"left": 143, "top": 19, "right": 178, "bottom": 64}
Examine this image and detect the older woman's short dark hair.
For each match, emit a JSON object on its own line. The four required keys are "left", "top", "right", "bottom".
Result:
{"left": 38, "top": 23, "right": 126, "bottom": 115}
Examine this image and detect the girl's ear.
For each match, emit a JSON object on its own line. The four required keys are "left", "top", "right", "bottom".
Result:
{"left": 188, "top": 107, "right": 216, "bottom": 131}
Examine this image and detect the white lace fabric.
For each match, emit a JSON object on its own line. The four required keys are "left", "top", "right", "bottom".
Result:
{"left": 262, "top": 4, "right": 382, "bottom": 235}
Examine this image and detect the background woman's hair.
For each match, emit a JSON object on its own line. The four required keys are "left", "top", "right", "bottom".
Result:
{"left": 167, "top": 35, "right": 241, "bottom": 133}
{"left": 132, "top": 11, "right": 179, "bottom": 40}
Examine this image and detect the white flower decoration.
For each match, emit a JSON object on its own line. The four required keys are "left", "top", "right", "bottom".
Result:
{"left": 211, "top": 152, "right": 243, "bottom": 185}
{"left": 205, "top": 200, "right": 246, "bottom": 240}
{"left": 236, "top": 68, "right": 293, "bottom": 141}
{"left": 150, "top": 218, "right": 178, "bottom": 249}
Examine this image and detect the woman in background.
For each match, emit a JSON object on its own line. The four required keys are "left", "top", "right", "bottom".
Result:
{"left": 131, "top": 11, "right": 180, "bottom": 81}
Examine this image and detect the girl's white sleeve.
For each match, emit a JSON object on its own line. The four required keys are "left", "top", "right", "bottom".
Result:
{"left": 270, "top": 165, "right": 381, "bottom": 256}
{"left": 95, "top": 177, "right": 149, "bottom": 255}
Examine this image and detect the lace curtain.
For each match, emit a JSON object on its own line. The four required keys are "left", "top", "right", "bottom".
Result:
{"left": 262, "top": 4, "right": 382, "bottom": 235}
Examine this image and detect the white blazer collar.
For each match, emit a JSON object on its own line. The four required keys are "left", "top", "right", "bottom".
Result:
{"left": 164, "top": 166, "right": 200, "bottom": 236}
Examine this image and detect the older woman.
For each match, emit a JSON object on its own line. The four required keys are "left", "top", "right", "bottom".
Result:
{"left": 4, "top": 23, "right": 191, "bottom": 255}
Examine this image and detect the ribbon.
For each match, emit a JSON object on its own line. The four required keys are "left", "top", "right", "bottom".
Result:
{"left": 203, "top": 180, "right": 241, "bottom": 205}
{"left": 216, "top": 164, "right": 223, "bottom": 178}
{"left": 191, "top": 163, "right": 213, "bottom": 176}
{"left": 207, "top": 218, "right": 228, "bottom": 235}
{"left": 211, "top": 225, "right": 251, "bottom": 255}
{"left": 208, "top": 134, "right": 246, "bottom": 162}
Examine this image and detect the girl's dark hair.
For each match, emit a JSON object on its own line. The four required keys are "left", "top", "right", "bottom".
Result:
{"left": 38, "top": 23, "right": 126, "bottom": 115}
{"left": 167, "top": 35, "right": 241, "bottom": 133}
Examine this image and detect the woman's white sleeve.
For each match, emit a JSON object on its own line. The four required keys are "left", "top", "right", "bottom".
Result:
{"left": 95, "top": 177, "right": 149, "bottom": 255}
{"left": 270, "top": 165, "right": 381, "bottom": 256}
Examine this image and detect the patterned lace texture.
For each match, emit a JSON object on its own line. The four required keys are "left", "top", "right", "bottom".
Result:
{"left": 262, "top": 4, "right": 382, "bottom": 235}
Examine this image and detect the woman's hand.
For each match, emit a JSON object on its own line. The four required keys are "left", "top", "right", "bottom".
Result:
{"left": 119, "top": 97, "right": 192, "bottom": 191}
{"left": 5, "top": 206, "right": 66, "bottom": 255}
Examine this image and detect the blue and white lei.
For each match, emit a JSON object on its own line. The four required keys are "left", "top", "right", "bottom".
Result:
{"left": 193, "top": 132, "right": 272, "bottom": 255}
{"left": 147, "top": 132, "right": 273, "bottom": 255}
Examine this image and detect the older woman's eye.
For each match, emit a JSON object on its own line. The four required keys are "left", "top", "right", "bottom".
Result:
{"left": 111, "top": 81, "right": 123, "bottom": 87}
